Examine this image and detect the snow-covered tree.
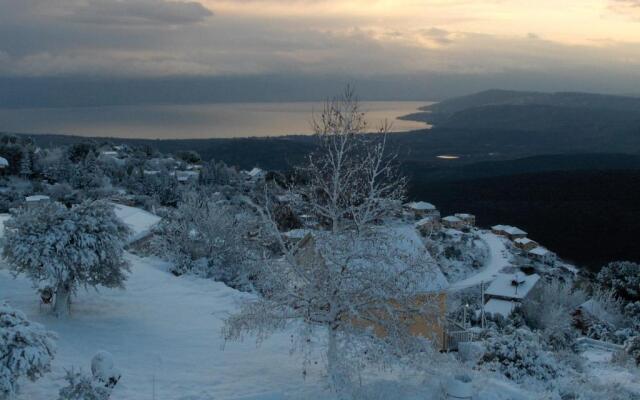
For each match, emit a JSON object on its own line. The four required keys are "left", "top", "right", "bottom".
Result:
{"left": 223, "top": 225, "right": 443, "bottom": 392}
{"left": 0, "top": 302, "right": 56, "bottom": 399}
{"left": 624, "top": 336, "right": 640, "bottom": 366}
{"left": 297, "top": 87, "right": 406, "bottom": 233}
{"left": 153, "top": 191, "right": 258, "bottom": 288}
{"left": 2, "top": 201, "right": 130, "bottom": 316}
{"left": 522, "top": 279, "right": 586, "bottom": 350}
{"left": 597, "top": 261, "right": 640, "bottom": 302}
{"left": 57, "top": 369, "right": 111, "bottom": 400}
{"left": 19, "top": 149, "right": 32, "bottom": 179}
{"left": 479, "top": 327, "right": 560, "bottom": 383}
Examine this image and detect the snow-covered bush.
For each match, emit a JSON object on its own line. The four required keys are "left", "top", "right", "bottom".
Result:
{"left": 3, "top": 201, "right": 130, "bottom": 316}
{"left": 90, "top": 351, "right": 120, "bottom": 389}
{"left": 522, "top": 279, "right": 585, "bottom": 350}
{"left": 152, "top": 191, "right": 258, "bottom": 289}
{"left": 624, "top": 336, "right": 640, "bottom": 366}
{"left": 479, "top": 328, "right": 559, "bottom": 383}
{"left": 624, "top": 301, "right": 640, "bottom": 332}
{"left": 597, "top": 261, "right": 640, "bottom": 302}
{"left": 431, "top": 233, "right": 488, "bottom": 282}
{"left": 0, "top": 302, "right": 56, "bottom": 399}
{"left": 57, "top": 369, "right": 111, "bottom": 400}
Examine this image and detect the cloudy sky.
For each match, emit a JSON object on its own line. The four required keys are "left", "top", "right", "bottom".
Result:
{"left": 1, "top": 0, "right": 639, "bottom": 101}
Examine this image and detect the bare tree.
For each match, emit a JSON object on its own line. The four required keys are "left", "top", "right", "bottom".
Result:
{"left": 301, "top": 86, "right": 406, "bottom": 233}
{"left": 223, "top": 88, "right": 442, "bottom": 393}
{"left": 227, "top": 191, "right": 444, "bottom": 393}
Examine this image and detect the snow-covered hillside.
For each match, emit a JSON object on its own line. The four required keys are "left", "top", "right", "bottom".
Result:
{"left": 0, "top": 254, "right": 327, "bottom": 399}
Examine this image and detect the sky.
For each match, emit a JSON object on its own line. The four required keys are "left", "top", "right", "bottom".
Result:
{"left": 0, "top": 0, "right": 639, "bottom": 103}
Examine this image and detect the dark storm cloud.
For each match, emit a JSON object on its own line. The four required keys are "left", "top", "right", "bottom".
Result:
{"left": 68, "top": 0, "right": 213, "bottom": 26}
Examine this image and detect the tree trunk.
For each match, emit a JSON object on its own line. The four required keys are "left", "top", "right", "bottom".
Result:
{"left": 53, "top": 282, "right": 71, "bottom": 317}
{"left": 327, "top": 326, "right": 345, "bottom": 393}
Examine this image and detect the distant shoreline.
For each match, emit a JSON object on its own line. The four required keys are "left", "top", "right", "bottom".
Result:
{"left": 0, "top": 100, "right": 433, "bottom": 140}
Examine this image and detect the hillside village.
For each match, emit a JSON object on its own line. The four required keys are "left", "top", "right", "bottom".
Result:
{"left": 0, "top": 103, "right": 639, "bottom": 400}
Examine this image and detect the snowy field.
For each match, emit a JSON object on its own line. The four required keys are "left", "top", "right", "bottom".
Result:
{"left": 0, "top": 254, "right": 330, "bottom": 400}
{"left": 1, "top": 253, "right": 539, "bottom": 400}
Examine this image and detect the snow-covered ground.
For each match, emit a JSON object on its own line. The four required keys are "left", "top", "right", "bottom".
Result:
{"left": 111, "top": 203, "right": 161, "bottom": 243}
{"left": 581, "top": 346, "right": 640, "bottom": 394}
{"left": 0, "top": 254, "right": 329, "bottom": 399}
{"left": 448, "top": 232, "right": 511, "bottom": 291}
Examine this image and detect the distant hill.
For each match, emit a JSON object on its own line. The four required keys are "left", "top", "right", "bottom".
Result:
{"left": 399, "top": 89, "right": 640, "bottom": 156}
{"left": 417, "top": 89, "right": 640, "bottom": 117}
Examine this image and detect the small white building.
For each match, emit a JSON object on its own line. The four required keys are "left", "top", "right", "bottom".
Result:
{"left": 483, "top": 273, "right": 541, "bottom": 318}
{"left": 442, "top": 215, "right": 465, "bottom": 230}
{"left": 528, "top": 246, "right": 556, "bottom": 265}
{"left": 415, "top": 216, "right": 441, "bottom": 236}
{"left": 25, "top": 195, "right": 50, "bottom": 208}
{"left": 283, "top": 229, "right": 312, "bottom": 243}
{"left": 244, "top": 167, "right": 266, "bottom": 181}
{"left": 514, "top": 237, "right": 538, "bottom": 252}
{"left": 404, "top": 201, "right": 439, "bottom": 219}
{"left": 174, "top": 170, "right": 199, "bottom": 183}
{"left": 491, "top": 225, "right": 527, "bottom": 240}
{"left": 454, "top": 213, "right": 476, "bottom": 227}
{"left": 0, "top": 156, "right": 9, "bottom": 169}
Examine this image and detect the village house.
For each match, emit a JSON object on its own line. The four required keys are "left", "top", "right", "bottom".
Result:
{"left": 283, "top": 229, "right": 312, "bottom": 244}
{"left": 442, "top": 215, "right": 466, "bottom": 230}
{"left": 25, "top": 195, "right": 50, "bottom": 208}
{"left": 403, "top": 201, "right": 439, "bottom": 220}
{"left": 483, "top": 273, "right": 541, "bottom": 318}
{"left": 528, "top": 246, "right": 556, "bottom": 265}
{"left": 173, "top": 170, "right": 199, "bottom": 183}
{"left": 454, "top": 213, "right": 476, "bottom": 227}
{"left": 244, "top": 167, "right": 266, "bottom": 181}
{"left": 491, "top": 225, "right": 527, "bottom": 240}
{"left": 0, "top": 156, "right": 8, "bottom": 174}
{"left": 514, "top": 237, "right": 538, "bottom": 252}
{"left": 415, "top": 216, "right": 441, "bottom": 236}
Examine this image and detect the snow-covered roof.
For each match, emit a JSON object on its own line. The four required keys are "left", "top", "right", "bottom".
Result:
{"left": 484, "top": 298, "right": 518, "bottom": 318}
{"left": 101, "top": 151, "right": 118, "bottom": 156}
{"left": 578, "top": 299, "right": 616, "bottom": 325}
{"left": 304, "top": 226, "right": 449, "bottom": 293}
{"left": 455, "top": 213, "right": 474, "bottom": 219}
{"left": 111, "top": 203, "right": 161, "bottom": 243}
{"left": 143, "top": 170, "right": 161, "bottom": 175}
{"left": 514, "top": 238, "right": 536, "bottom": 245}
{"left": 247, "top": 167, "right": 264, "bottom": 178}
{"left": 485, "top": 273, "right": 540, "bottom": 300}
{"left": 25, "top": 195, "right": 50, "bottom": 202}
{"left": 491, "top": 225, "right": 527, "bottom": 236}
{"left": 504, "top": 226, "right": 527, "bottom": 236}
{"left": 175, "top": 170, "right": 199, "bottom": 182}
{"left": 415, "top": 216, "right": 438, "bottom": 227}
{"left": 529, "top": 247, "right": 552, "bottom": 256}
{"left": 442, "top": 215, "right": 462, "bottom": 223}
{"left": 284, "top": 229, "right": 311, "bottom": 240}
{"left": 405, "top": 201, "right": 436, "bottom": 211}
{"left": 276, "top": 193, "right": 298, "bottom": 203}
{"left": 0, "top": 157, "right": 8, "bottom": 167}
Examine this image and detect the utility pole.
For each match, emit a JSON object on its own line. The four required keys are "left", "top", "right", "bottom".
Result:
{"left": 481, "top": 281, "right": 486, "bottom": 330}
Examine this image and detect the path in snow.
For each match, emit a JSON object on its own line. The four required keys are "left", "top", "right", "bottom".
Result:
{"left": 0, "top": 254, "right": 327, "bottom": 400}
{"left": 581, "top": 347, "right": 640, "bottom": 394}
{"left": 448, "top": 232, "right": 511, "bottom": 291}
